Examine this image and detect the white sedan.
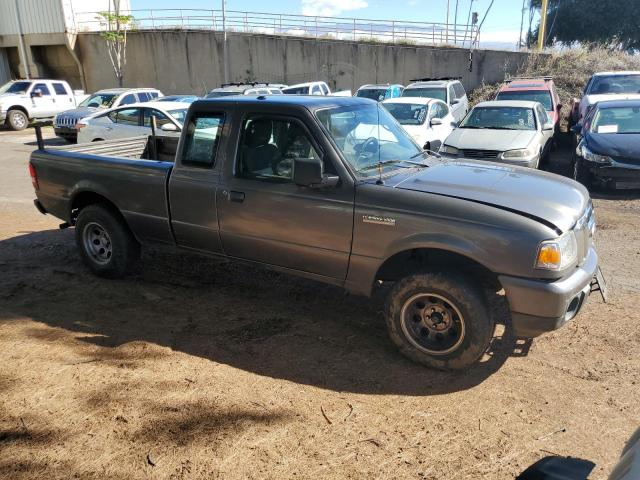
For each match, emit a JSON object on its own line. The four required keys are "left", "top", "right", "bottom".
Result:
{"left": 77, "top": 101, "right": 190, "bottom": 143}
{"left": 382, "top": 97, "right": 456, "bottom": 151}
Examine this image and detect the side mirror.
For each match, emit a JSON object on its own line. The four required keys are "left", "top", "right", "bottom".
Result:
{"left": 430, "top": 117, "right": 443, "bottom": 126}
{"left": 450, "top": 98, "right": 460, "bottom": 105}
{"left": 160, "top": 123, "right": 179, "bottom": 132}
{"left": 293, "top": 157, "right": 339, "bottom": 188}
{"left": 31, "top": 89, "right": 43, "bottom": 98}
{"left": 571, "top": 123, "right": 583, "bottom": 135}
{"left": 557, "top": 103, "right": 563, "bottom": 111}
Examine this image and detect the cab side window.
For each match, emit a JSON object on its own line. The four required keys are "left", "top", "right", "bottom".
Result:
{"left": 448, "top": 85, "right": 457, "bottom": 105}
{"left": 312, "top": 85, "right": 322, "bottom": 95}
{"left": 238, "top": 116, "right": 323, "bottom": 182}
{"left": 33, "top": 83, "right": 51, "bottom": 96}
{"left": 138, "top": 92, "right": 152, "bottom": 102}
{"left": 182, "top": 114, "right": 224, "bottom": 167}
{"left": 53, "top": 83, "right": 68, "bottom": 95}
{"left": 453, "top": 82, "right": 465, "bottom": 99}
{"left": 107, "top": 108, "right": 140, "bottom": 125}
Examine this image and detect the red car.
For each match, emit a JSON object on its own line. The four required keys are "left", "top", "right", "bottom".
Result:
{"left": 496, "top": 77, "right": 562, "bottom": 137}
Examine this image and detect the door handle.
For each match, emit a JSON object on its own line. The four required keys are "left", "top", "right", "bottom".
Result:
{"left": 228, "top": 191, "right": 245, "bottom": 203}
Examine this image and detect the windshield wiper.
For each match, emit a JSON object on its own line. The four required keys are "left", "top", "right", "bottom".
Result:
{"left": 356, "top": 160, "right": 406, "bottom": 173}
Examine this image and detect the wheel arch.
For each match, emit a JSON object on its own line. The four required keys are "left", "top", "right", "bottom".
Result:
{"left": 374, "top": 246, "right": 502, "bottom": 292}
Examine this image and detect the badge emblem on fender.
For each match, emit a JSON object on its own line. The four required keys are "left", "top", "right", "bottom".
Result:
{"left": 362, "top": 215, "right": 396, "bottom": 226}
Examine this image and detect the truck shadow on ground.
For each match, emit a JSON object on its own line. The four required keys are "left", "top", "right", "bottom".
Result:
{"left": 0, "top": 229, "right": 533, "bottom": 396}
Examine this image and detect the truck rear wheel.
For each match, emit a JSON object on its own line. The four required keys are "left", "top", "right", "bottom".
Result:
{"left": 385, "top": 272, "right": 494, "bottom": 370}
{"left": 7, "top": 109, "right": 28, "bottom": 131}
{"left": 75, "top": 204, "right": 140, "bottom": 278}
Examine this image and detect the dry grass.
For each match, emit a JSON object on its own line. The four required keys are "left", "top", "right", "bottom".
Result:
{"left": 469, "top": 47, "right": 640, "bottom": 127}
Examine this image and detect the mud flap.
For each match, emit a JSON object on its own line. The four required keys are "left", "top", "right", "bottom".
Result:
{"left": 591, "top": 267, "right": 608, "bottom": 303}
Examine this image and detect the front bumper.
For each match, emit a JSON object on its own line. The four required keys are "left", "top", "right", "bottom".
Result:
{"left": 499, "top": 247, "right": 598, "bottom": 337}
{"left": 54, "top": 126, "right": 77, "bottom": 140}
{"left": 585, "top": 158, "right": 640, "bottom": 189}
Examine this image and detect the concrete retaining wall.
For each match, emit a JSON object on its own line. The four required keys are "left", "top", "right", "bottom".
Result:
{"left": 77, "top": 31, "right": 531, "bottom": 95}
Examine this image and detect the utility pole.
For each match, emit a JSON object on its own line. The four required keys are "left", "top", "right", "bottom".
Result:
{"left": 222, "top": 0, "right": 229, "bottom": 83}
{"left": 536, "top": 0, "right": 549, "bottom": 51}
{"left": 518, "top": 0, "right": 526, "bottom": 49}
{"left": 453, "top": 0, "right": 459, "bottom": 44}
{"left": 445, "top": 0, "right": 450, "bottom": 44}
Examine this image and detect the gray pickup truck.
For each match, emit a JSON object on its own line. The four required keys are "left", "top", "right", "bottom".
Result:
{"left": 30, "top": 96, "right": 603, "bottom": 370}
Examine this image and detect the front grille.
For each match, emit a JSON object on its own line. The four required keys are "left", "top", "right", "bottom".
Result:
{"left": 460, "top": 149, "right": 501, "bottom": 160}
{"left": 55, "top": 116, "right": 78, "bottom": 128}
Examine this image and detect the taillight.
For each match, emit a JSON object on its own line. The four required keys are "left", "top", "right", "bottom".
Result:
{"left": 29, "top": 163, "right": 39, "bottom": 190}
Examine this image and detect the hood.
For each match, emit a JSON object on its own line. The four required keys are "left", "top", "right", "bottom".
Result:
{"left": 0, "top": 92, "right": 24, "bottom": 102}
{"left": 393, "top": 161, "right": 588, "bottom": 232}
{"left": 444, "top": 128, "right": 536, "bottom": 151}
{"left": 57, "top": 106, "right": 99, "bottom": 119}
{"left": 587, "top": 132, "right": 640, "bottom": 160}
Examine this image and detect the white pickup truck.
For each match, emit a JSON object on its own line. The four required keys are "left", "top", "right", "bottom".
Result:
{"left": 0, "top": 79, "right": 88, "bottom": 131}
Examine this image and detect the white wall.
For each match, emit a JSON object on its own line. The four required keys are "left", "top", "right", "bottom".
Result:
{"left": 0, "top": 0, "right": 132, "bottom": 35}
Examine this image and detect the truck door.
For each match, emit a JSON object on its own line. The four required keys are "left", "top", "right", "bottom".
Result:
{"left": 168, "top": 112, "right": 226, "bottom": 253}
{"left": 29, "top": 82, "right": 56, "bottom": 118}
{"left": 216, "top": 113, "right": 355, "bottom": 280}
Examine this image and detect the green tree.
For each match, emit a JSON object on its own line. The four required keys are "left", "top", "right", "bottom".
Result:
{"left": 98, "top": 10, "right": 134, "bottom": 87}
{"left": 531, "top": 0, "right": 640, "bottom": 51}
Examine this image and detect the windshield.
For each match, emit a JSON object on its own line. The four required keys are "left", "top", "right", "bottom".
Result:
{"left": 588, "top": 74, "right": 640, "bottom": 95}
{"left": 167, "top": 108, "right": 188, "bottom": 125}
{"left": 591, "top": 106, "right": 640, "bottom": 134}
{"left": 0, "top": 81, "right": 32, "bottom": 95}
{"left": 282, "top": 86, "right": 309, "bottom": 95}
{"left": 80, "top": 93, "right": 118, "bottom": 108}
{"left": 315, "top": 103, "right": 423, "bottom": 177}
{"left": 402, "top": 87, "right": 447, "bottom": 102}
{"left": 356, "top": 88, "right": 388, "bottom": 101}
{"left": 461, "top": 106, "right": 536, "bottom": 130}
{"left": 496, "top": 90, "right": 553, "bottom": 110}
{"left": 383, "top": 102, "right": 428, "bottom": 125}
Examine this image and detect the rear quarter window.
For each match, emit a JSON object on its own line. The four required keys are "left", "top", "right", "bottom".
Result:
{"left": 453, "top": 82, "right": 466, "bottom": 98}
{"left": 52, "top": 83, "right": 68, "bottom": 95}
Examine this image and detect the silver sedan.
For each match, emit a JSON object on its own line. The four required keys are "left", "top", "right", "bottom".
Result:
{"left": 439, "top": 100, "right": 555, "bottom": 169}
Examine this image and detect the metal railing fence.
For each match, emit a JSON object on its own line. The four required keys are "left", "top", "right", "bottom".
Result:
{"left": 74, "top": 9, "right": 480, "bottom": 48}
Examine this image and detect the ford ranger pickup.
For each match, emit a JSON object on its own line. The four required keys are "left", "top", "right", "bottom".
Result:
{"left": 29, "top": 96, "right": 604, "bottom": 370}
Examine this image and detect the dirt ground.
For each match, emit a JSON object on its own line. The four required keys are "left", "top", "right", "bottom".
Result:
{"left": 1, "top": 127, "right": 639, "bottom": 479}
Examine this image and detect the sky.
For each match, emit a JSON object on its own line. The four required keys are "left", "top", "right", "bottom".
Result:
{"left": 128, "top": 0, "right": 538, "bottom": 48}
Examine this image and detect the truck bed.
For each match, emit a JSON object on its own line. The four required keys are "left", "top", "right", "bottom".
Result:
{"left": 51, "top": 135, "right": 179, "bottom": 162}
{"left": 31, "top": 136, "right": 176, "bottom": 245}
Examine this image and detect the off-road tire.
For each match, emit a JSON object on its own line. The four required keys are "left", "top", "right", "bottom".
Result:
{"left": 385, "top": 272, "right": 494, "bottom": 370}
{"left": 7, "top": 109, "right": 29, "bottom": 131}
{"left": 75, "top": 204, "right": 140, "bottom": 278}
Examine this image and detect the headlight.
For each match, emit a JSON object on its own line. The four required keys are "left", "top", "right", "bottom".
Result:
{"left": 439, "top": 145, "right": 459, "bottom": 155}
{"left": 501, "top": 147, "right": 536, "bottom": 160}
{"left": 578, "top": 144, "right": 612, "bottom": 164}
{"left": 535, "top": 231, "right": 578, "bottom": 270}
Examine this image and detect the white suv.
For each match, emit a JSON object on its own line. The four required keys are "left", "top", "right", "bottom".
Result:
{"left": 54, "top": 87, "right": 163, "bottom": 142}
{"left": 402, "top": 78, "right": 469, "bottom": 122}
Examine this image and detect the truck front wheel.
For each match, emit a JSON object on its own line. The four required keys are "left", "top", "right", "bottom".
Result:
{"left": 385, "top": 272, "right": 494, "bottom": 370}
{"left": 75, "top": 204, "right": 140, "bottom": 278}
{"left": 7, "top": 109, "right": 29, "bottom": 131}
